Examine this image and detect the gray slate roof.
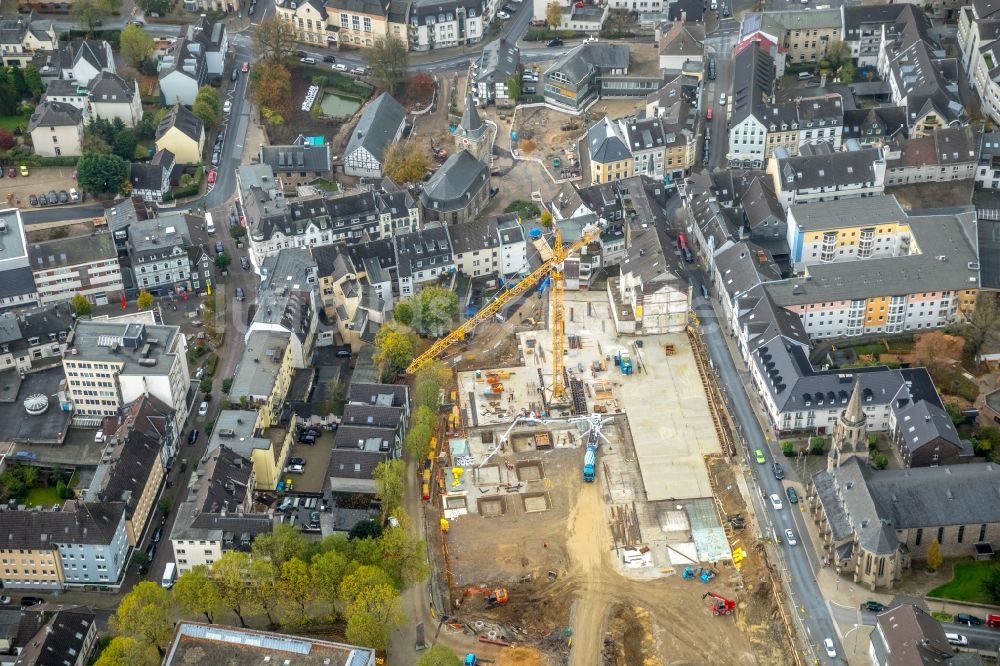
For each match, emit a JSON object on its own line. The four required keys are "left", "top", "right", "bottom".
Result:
{"left": 420, "top": 150, "right": 489, "bottom": 209}
{"left": 259, "top": 135, "right": 332, "bottom": 174}
{"left": 0, "top": 501, "right": 125, "bottom": 550}
{"left": 731, "top": 41, "right": 775, "bottom": 126}
{"left": 871, "top": 604, "right": 954, "bottom": 666}
{"left": 87, "top": 70, "right": 135, "bottom": 102}
{"left": 587, "top": 117, "right": 630, "bottom": 164}
{"left": 477, "top": 38, "right": 519, "bottom": 82}
{"left": 156, "top": 103, "right": 203, "bottom": 143}
{"left": 775, "top": 146, "right": 882, "bottom": 192}
{"left": 345, "top": 92, "right": 406, "bottom": 164}
{"left": 27, "top": 100, "right": 83, "bottom": 131}
{"left": 28, "top": 233, "right": 116, "bottom": 271}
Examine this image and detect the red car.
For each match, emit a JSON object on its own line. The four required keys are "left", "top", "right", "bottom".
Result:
{"left": 6, "top": 168, "right": 14, "bottom": 178}
{"left": 241, "top": 61, "right": 249, "bottom": 73}
{"left": 207, "top": 168, "right": 217, "bottom": 185}
{"left": 706, "top": 107, "right": 713, "bottom": 120}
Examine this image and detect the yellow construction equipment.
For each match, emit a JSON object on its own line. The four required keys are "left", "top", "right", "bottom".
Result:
{"left": 405, "top": 224, "right": 603, "bottom": 387}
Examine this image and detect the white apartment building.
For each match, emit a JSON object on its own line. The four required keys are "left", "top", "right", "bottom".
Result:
{"left": 63, "top": 321, "right": 191, "bottom": 431}
{"left": 29, "top": 234, "right": 123, "bottom": 306}
{"left": 959, "top": 1, "right": 1000, "bottom": 124}
{"left": 449, "top": 214, "right": 527, "bottom": 278}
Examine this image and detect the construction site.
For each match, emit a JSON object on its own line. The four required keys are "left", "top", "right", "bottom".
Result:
{"left": 412, "top": 228, "right": 798, "bottom": 665}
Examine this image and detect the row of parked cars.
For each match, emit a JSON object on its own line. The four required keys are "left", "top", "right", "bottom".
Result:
{"left": 28, "top": 188, "right": 79, "bottom": 206}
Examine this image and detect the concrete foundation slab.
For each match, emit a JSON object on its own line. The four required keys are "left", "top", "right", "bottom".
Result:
{"left": 521, "top": 493, "right": 551, "bottom": 513}
{"left": 515, "top": 460, "right": 543, "bottom": 482}
{"left": 475, "top": 465, "right": 502, "bottom": 485}
{"left": 477, "top": 496, "right": 506, "bottom": 517}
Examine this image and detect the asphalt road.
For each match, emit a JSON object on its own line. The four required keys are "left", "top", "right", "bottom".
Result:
{"left": 691, "top": 280, "right": 845, "bottom": 665}
{"left": 703, "top": 18, "right": 739, "bottom": 170}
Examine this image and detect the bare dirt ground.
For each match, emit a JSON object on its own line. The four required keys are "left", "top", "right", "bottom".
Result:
{"left": 707, "top": 456, "right": 796, "bottom": 666}
{"left": 888, "top": 180, "right": 974, "bottom": 210}
{"left": 409, "top": 73, "right": 470, "bottom": 167}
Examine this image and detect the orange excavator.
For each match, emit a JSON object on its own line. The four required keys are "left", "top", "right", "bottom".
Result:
{"left": 463, "top": 587, "right": 509, "bottom": 607}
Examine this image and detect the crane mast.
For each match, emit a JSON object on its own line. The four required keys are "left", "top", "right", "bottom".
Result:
{"left": 550, "top": 226, "right": 566, "bottom": 400}
{"left": 405, "top": 223, "right": 603, "bottom": 389}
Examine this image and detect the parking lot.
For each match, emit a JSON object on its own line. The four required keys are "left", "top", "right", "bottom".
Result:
{"left": 0, "top": 167, "right": 81, "bottom": 210}
{"left": 284, "top": 426, "right": 335, "bottom": 495}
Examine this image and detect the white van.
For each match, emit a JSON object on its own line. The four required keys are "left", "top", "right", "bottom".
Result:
{"left": 161, "top": 562, "right": 177, "bottom": 588}
{"left": 798, "top": 71, "right": 813, "bottom": 80}
{"left": 205, "top": 212, "right": 215, "bottom": 234}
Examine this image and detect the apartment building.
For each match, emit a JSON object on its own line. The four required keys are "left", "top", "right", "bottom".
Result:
{"left": 767, "top": 143, "right": 885, "bottom": 208}
{"left": 0, "top": 501, "right": 128, "bottom": 589}
{"left": 259, "top": 135, "right": 333, "bottom": 192}
{"left": 88, "top": 71, "right": 143, "bottom": 127}
{"left": 408, "top": 0, "right": 488, "bottom": 51}
{"left": 884, "top": 124, "right": 979, "bottom": 185}
{"left": 208, "top": 410, "right": 293, "bottom": 492}
{"left": 249, "top": 249, "right": 319, "bottom": 369}
{"left": 869, "top": 605, "right": 953, "bottom": 664}
{"left": 393, "top": 226, "right": 454, "bottom": 296}
{"left": 28, "top": 233, "right": 123, "bottom": 306}
{"left": 449, "top": 213, "right": 527, "bottom": 278}
{"left": 542, "top": 42, "right": 632, "bottom": 112}
{"left": 609, "top": 222, "right": 688, "bottom": 335}
{"left": 476, "top": 38, "right": 519, "bottom": 107}
{"left": 63, "top": 321, "right": 191, "bottom": 430}
{"left": 657, "top": 20, "right": 703, "bottom": 71}
{"left": 325, "top": 0, "right": 402, "bottom": 48}
{"left": 12, "top": 606, "right": 99, "bottom": 666}
{"left": 778, "top": 196, "right": 978, "bottom": 338}
{"left": 277, "top": 0, "right": 331, "bottom": 46}
{"left": 587, "top": 117, "right": 632, "bottom": 185}
{"left": 0, "top": 209, "right": 40, "bottom": 310}
{"left": 170, "top": 446, "right": 271, "bottom": 574}
{"left": 0, "top": 303, "right": 74, "bottom": 373}
{"left": 157, "top": 39, "right": 207, "bottom": 107}
{"left": 241, "top": 166, "right": 418, "bottom": 265}
{"left": 976, "top": 130, "right": 1000, "bottom": 190}
{"left": 59, "top": 39, "right": 114, "bottom": 85}
{"left": 119, "top": 212, "right": 205, "bottom": 296}
{"left": 842, "top": 107, "right": 908, "bottom": 148}
{"left": 740, "top": 8, "right": 841, "bottom": 64}
{"left": 728, "top": 41, "right": 776, "bottom": 168}
{"left": 28, "top": 101, "right": 84, "bottom": 157}
{"left": 959, "top": 0, "right": 1000, "bottom": 125}
{"left": 229, "top": 330, "right": 295, "bottom": 428}
{"left": 0, "top": 11, "right": 56, "bottom": 67}
{"left": 876, "top": 6, "right": 965, "bottom": 137}
{"left": 842, "top": 4, "right": 921, "bottom": 68}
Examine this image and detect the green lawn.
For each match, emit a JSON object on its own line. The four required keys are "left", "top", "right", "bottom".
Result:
{"left": 313, "top": 178, "right": 339, "bottom": 192}
{"left": 0, "top": 114, "right": 29, "bottom": 130}
{"left": 928, "top": 560, "right": 1000, "bottom": 604}
{"left": 24, "top": 486, "right": 62, "bottom": 508}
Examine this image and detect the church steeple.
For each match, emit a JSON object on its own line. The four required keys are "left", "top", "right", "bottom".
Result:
{"left": 828, "top": 378, "right": 870, "bottom": 471}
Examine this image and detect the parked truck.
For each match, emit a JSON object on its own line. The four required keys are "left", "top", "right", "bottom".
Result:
{"left": 161, "top": 562, "right": 177, "bottom": 589}
{"left": 583, "top": 426, "right": 600, "bottom": 482}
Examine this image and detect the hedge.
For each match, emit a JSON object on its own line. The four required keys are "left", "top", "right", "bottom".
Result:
{"left": 1, "top": 155, "right": 79, "bottom": 168}
{"left": 313, "top": 73, "right": 372, "bottom": 98}
{"left": 207, "top": 354, "right": 219, "bottom": 377}
{"left": 60, "top": 29, "right": 122, "bottom": 47}
{"left": 524, "top": 28, "right": 581, "bottom": 41}
{"left": 162, "top": 166, "right": 204, "bottom": 202}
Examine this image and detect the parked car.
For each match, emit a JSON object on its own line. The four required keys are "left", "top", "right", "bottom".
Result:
{"left": 28, "top": 194, "right": 37, "bottom": 206}
{"left": 298, "top": 433, "right": 317, "bottom": 445}
{"left": 211, "top": 150, "right": 220, "bottom": 166}
{"left": 784, "top": 529, "right": 796, "bottom": 546}
{"left": 19, "top": 165, "right": 28, "bottom": 177}
{"left": 58, "top": 190, "right": 68, "bottom": 203}
{"left": 865, "top": 601, "right": 885, "bottom": 612}
{"left": 241, "top": 61, "right": 249, "bottom": 73}
{"left": 300, "top": 57, "right": 317, "bottom": 64}
{"left": 323, "top": 55, "right": 336, "bottom": 63}
{"left": 0, "top": 596, "right": 10, "bottom": 605}
{"left": 823, "top": 638, "right": 836, "bottom": 658}
{"left": 235, "top": 287, "right": 245, "bottom": 302}
{"left": 19, "top": 597, "right": 43, "bottom": 609}
{"left": 198, "top": 401, "right": 209, "bottom": 417}
{"left": 786, "top": 487, "right": 798, "bottom": 503}
{"left": 152, "top": 527, "right": 162, "bottom": 543}
{"left": 37, "top": 191, "right": 47, "bottom": 206}
{"left": 772, "top": 463, "right": 784, "bottom": 480}
{"left": 215, "top": 240, "right": 224, "bottom": 254}
{"left": 222, "top": 100, "right": 232, "bottom": 113}
{"left": 945, "top": 633, "right": 969, "bottom": 646}
{"left": 195, "top": 366, "right": 205, "bottom": 380}
{"left": 231, "top": 69, "right": 238, "bottom": 81}
{"left": 47, "top": 191, "right": 57, "bottom": 205}
{"left": 769, "top": 493, "right": 783, "bottom": 510}
{"left": 240, "top": 256, "right": 251, "bottom": 270}
{"left": 207, "top": 169, "right": 217, "bottom": 185}
{"left": 288, "top": 463, "right": 305, "bottom": 473}
{"left": 289, "top": 457, "right": 304, "bottom": 466}
{"left": 333, "top": 63, "right": 347, "bottom": 71}
{"left": 754, "top": 448, "right": 766, "bottom": 464}
{"left": 352, "top": 66, "right": 366, "bottom": 75}
{"left": 188, "top": 429, "right": 199, "bottom": 445}
{"left": 955, "top": 614, "right": 983, "bottom": 626}
{"left": 497, "top": 10, "right": 510, "bottom": 18}
{"left": 6, "top": 167, "right": 15, "bottom": 178}
{"left": 706, "top": 107, "right": 713, "bottom": 120}
{"left": 547, "top": 38, "right": 563, "bottom": 47}
{"left": 69, "top": 187, "right": 79, "bottom": 202}
{"left": 248, "top": 2, "right": 256, "bottom": 13}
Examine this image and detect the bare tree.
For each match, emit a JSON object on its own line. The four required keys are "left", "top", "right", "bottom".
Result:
{"left": 253, "top": 16, "right": 299, "bottom": 63}
{"left": 365, "top": 37, "right": 408, "bottom": 94}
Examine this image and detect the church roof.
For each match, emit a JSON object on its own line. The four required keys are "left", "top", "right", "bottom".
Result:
{"left": 842, "top": 378, "right": 866, "bottom": 428}
{"left": 457, "top": 93, "right": 486, "bottom": 140}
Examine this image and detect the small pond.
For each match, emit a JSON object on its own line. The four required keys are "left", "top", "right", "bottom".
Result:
{"left": 320, "top": 92, "right": 363, "bottom": 118}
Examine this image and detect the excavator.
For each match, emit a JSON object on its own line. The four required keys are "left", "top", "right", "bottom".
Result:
{"left": 463, "top": 587, "right": 509, "bottom": 607}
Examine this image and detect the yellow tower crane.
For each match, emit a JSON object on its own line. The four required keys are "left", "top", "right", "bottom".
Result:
{"left": 405, "top": 223, "right": 603, "bottom": 396}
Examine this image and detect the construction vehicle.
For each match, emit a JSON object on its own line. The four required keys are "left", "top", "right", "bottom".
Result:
{"left": 682, "top": 565, "right": 696, "bottom": 580}
{"left": 464, "top": 587, "right": 509, "bottom": 606}
{"left": 988, "top": 614, "right": 1000, "bottom": 629}
{"left": 700, "top": 567, "right": 716, "bottom": 583}
{"left": 614, "top": 349, "right": 633, "bottom": 375}
{"left": 405, "top": 223, "right": 604, "bottom": 402}
{"left": 583, "top": 446, "right": 597, "bottom": 482}
{"left": 465, "top": 655, "right": 477, "bottom": 666}
{"left": 703, "top": 592, "right": 736, "bottom": 616}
